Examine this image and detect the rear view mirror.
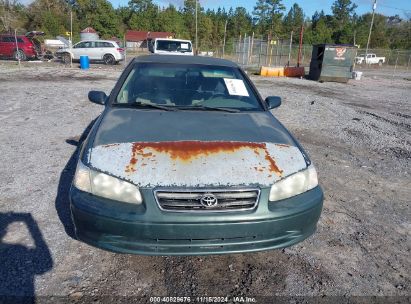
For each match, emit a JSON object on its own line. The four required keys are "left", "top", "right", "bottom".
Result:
{"left": 265, "top": 96, "right": 282, "bottom": 109}
{"left": 88, "top": 91, "right": 107, "bottom": 105}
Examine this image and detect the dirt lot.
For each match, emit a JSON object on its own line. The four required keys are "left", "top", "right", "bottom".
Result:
{"left": 0, "top": 60, "right": 410, "bottom": 303}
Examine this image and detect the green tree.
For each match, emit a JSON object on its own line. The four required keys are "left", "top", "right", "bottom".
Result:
{"left": 355, "top": 13, "right": 389, "bottom": 48}
{"left": 26, "top": 0, "right": 71, "bottom": 38}
{"left": 283, "top": 3, "right": 304, "bottom": 41}
{"left": 0, "top": 0, "right": 28, "bottom": 32}
{"left": 157, "top": 5, "right": 187, "bottom": 37}
{"left": 304, "top": 10, "right": 334, "bottom": 44}
{"left": 331, "top": 0, "right": 357, "bottom": 43}
{"left": 253, "top": 0, "right": 285, "bottom": 37}
{"left": 229, "top": 7, "right": 252, "bottom": 37}
{"left": 183, "top": 0, "right": 198, "bottom": 42}
{"left": 74, "top": 0, "right": 120, "bottom": 38}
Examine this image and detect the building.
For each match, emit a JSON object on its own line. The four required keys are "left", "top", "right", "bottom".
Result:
{"left": 80, "top": 27, "right": 99, "bottom": 41}
{"left": 125, "top": 30, "right": 174, "bottom": 49}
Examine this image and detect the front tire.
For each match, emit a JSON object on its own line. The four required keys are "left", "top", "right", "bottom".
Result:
{"left": 62, "top": 53, "right": 71, "bottom": 64}
{"left": 378, "top": 60, "right": 383, "bottom": 66}
{"left": 103, "top": 54, "right": 115, "bottom": 65}
{"left": 13, "top": 50, "right": 26, "bottom": 61}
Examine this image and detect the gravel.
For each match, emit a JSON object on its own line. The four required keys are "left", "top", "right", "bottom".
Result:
{"left": 0, "top": 61, "right": 409, "bottom": 302}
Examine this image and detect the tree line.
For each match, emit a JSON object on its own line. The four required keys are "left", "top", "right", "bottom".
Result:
{"left": 1, "top": 0, "right": 410, "bottom": 50}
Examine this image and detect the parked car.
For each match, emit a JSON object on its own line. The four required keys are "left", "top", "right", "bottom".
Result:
{"left": 355, "top": 53, "right": 385, "bottom": 65}
{"left": 56, "top": 40, "right": 124, "bottom": 65}
{"left": 70, "top": 55, "right": 323, "bottom": 255}
{"left": 0, "top": 31, "right": 43, "bottom": 60}
{"left": 149, "top": 38, "right": 193, "bottom": 56}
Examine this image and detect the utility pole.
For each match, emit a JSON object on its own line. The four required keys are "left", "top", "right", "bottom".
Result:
{"left": 222, "top": 19, "right": 228, "bottom": 58}
{"left": 70, "top": 9, "right": 73, "bottom": 68}
{"left": 195, "top": 0, "right": 198, "bottom": 55}
{"left": 365, "top": 0, "right": 377, "bottom": 64}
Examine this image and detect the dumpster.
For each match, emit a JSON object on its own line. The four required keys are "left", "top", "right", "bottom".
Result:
{"left": 308, "top": 44, "right": 357, "bottom": 83}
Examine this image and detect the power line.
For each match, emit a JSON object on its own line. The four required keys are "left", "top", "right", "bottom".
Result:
{"left": 377, "top": 4, "right": 411, "bottom": 12}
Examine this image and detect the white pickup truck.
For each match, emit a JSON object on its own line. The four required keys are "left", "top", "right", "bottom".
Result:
{"left": 355, "top": 53, "right": 385, "bottom": 65}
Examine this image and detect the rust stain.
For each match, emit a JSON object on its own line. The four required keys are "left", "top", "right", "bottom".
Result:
{"left": 103, "top": 143, "right": 120, "bottom": 147}
{"left": 276, "top": 144, "right": 290, "bottom": 148}
{"left": 124, "top": 141, "right": 284, "bottom": 176}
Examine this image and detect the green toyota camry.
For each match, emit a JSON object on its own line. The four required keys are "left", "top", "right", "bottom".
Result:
{"left": 70, "top": 55, "right": 323, "bottom": 255}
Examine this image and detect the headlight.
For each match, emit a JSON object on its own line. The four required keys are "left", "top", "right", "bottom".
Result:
{"left": 269, "top": 165, "right": 318, "bottom": 202}
{"left": 73, "top": 161, "right": 142, "bottom": 204}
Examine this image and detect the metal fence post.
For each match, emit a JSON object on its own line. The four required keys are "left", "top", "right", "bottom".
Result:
{"left": 265, "top": 34, "right": 270, "bottom": 66}
{"left": 237, "top": 35, "right": 241, "bottom": 63}
{"left": 250, "top": 32, "right": 254, "bottom": 65}
{"left": 247, "top": 35, "right": 251, "bottom": 65}
{"left": 392, "top": 50, "right": 399, "bottom": 80}
{"left": 275, "top": 40, "right": 279, "bottom": 66}
{"left": 279, "top": 41, "right": 283, "bottom": 66}
{"left": 287, "top": 31, "right": 293, "bottom": 66}
{"left": 242, "top": 34, "right": 247, "bottom": 66}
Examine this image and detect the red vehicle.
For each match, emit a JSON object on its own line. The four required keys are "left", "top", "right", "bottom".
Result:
{"left": 0, "top": 31, "right": 44, "bottom": 60}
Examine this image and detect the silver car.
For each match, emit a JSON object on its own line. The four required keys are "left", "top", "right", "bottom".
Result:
{"left": 56, "top": 40, "right": 125, "bottom": 65}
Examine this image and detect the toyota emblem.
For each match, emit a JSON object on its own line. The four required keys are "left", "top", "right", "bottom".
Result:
{"left": 200, "top": 193, "right": 218, "bottom": 208}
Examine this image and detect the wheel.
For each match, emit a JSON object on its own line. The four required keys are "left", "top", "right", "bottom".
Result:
{"left": 13, "top": 50, "right": 26, "bottom": 61}
{"left": 103, "top": 54, "right": 115, "bottom": 65}
{"left": 378, "top": 60, "right": 383, "bottom": 66}
{"left": 62, "top": 53, "right": 71, "bottom": 64}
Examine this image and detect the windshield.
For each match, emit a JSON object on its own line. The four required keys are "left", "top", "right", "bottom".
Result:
{"left": 115, "top": 63, "right": 263, "bottom": 111}
{"left": 156, "top": 40, "right": 192, "bottom": 53}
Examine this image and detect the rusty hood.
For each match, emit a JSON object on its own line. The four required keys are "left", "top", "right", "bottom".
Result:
{"left": 87, "top": 109, "right": 308, "bottom": 187}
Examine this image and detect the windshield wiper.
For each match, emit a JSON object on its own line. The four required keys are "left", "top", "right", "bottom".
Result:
{"left": 176, "top": 105, "right": 240, "bottom": 113}
{"left": 114, "top": 102, "right": 177, "bottom": 111}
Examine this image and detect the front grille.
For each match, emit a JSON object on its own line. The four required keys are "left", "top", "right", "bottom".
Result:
{"left": 154, "top": 188, "right": 260, "bottom": 212}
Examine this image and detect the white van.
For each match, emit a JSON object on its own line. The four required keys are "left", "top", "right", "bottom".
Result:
{"left": 149, "top": 38, "right": 193, "bottom": 56}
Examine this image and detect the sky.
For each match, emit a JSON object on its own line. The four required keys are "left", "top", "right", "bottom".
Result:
{"left": 107, "top": 0, "right": 411, "bottom": 19}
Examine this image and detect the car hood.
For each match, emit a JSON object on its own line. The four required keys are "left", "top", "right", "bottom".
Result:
{"left": 87, "top": 109, "right": 308, "bottom": 188}
{"left": 155, "top": 50, "right": 193, "bottom": 56}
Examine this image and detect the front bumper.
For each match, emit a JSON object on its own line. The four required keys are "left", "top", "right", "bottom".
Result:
{"left": 70, "top": 186, "right": 323, "bottom": 255}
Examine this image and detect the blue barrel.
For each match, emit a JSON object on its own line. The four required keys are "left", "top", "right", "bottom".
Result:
{"left": 80, "top": 55, "right": 89, "bottom": 69}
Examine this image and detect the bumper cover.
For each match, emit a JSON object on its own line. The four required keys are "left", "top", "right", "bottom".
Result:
{"left": 70, "top": 186, "right": 323, "bottom": 255}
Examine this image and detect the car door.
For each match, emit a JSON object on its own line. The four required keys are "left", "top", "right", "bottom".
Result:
{"left": 72, "top": 41, "right": 94, "bottom": 60}
{"left": 93, "top": 41, "right": 106, "bottom": 60}
{"left": 0, "top": 36, "right": 5, "bottom": 56}
{"left": 0, "top": 36, "right": 14, "bottom": 57}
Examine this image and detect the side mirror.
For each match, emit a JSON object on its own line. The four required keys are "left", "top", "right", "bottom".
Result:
{"left": 88, "top": 91, "right": 107, "bottom": 105}
{"left": 265, "top": 96, "right": 281, "bottom": 109}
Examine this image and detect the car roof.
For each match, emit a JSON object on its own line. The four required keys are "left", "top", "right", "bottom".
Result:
{"left": 77, "top": 40, "right": 117, "bottom": 43}
{"left": 132, "top": 55, "right": 239, "bottom": 68}
{"left": 154, "top": 38, "right": 191, "bottom": 42}
{"left": 0, "top": 34, "right": 26, "bottom": 37}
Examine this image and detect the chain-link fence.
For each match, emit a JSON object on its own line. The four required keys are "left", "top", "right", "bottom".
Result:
{"left": 218, "top": 38, "right": 313, "bottom": 69}
{"left": 211, "top": 37, "right": 411, "bottom": 71}
{"left": 355, "top": 48, "right": 411, "bottom": 68}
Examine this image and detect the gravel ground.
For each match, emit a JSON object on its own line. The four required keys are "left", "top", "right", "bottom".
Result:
{"left": 0, "top": 60, "right": 410, "bottom": 303}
